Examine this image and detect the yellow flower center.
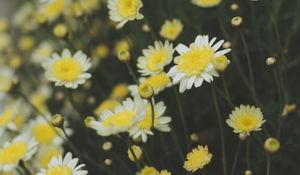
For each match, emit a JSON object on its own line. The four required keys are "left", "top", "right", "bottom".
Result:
{"left": 235, "top": 115, "right": 259, "bottom": 132}
{"left": 137, "top": 105, "right": 157, "bottom": 129}
{"left": 102, "top": 111, "right": 135, "bottom": 128}
{"left": 193, "top": 0, "right": 222, "bottom": 7}
{"left": 177, "top": 45, "right": 215, "bottom": 76}
{"left": 41, "top": 149, "right": 61, "bottom": 168}
{"left": 0, "top": 142, "right": 28, "bottom": 164}
{"left": 45, "top": 165, "right": 72, "bottom": 175}
{"left": 0, "top": 108, "right": 13, "bottom": 127}
{"left": 142, "top": 72, "right": 171, "bottom": 92}
{"left": 52, "top": 58, "right": 82, "bottom": 81}
{"left": 32, "top": 123, "right": 58, "bottom": 144}
{"left": 184, "top": 146, "right": 212, "bottom": 172}
{"left": 116, "top": 0, "right": 141, "bottom": 19}
{"left": 43, "top": 0, "right": 66, "bottom": 19}
{"left": 31, "top": 93, "right": 48, "bottom": 114}
{"left": 13, "top": 115, "right": 25, "bottom": 129}
{"left": 145, "top": 49, "right": 169, "bottom": 72}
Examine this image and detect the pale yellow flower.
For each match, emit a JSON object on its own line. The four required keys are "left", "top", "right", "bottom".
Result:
{"left": 160, "top": 19, "right": 183, "bottom": 41}
{"left": 183, "top": 145, "right": 212, "bottom": 173}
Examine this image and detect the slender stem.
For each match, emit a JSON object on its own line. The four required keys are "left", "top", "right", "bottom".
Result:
{"left": 125, "top": 62, "right": 139, "bottom": 85}
{"left": 239, "top": 31, "right": 260, "bottom": 107}
{"left": 246, "top": 139, "right": 251, "bottom": 169}
{"left": 213, "top": 83, "right": 235, "bottom": 108}
{"left": 123, "top": 136, "right": 142, "bottom": 170}
{"left": 266, "top": 155, "right": 271, "bottom": 175}
{"left": 212, "top": 87, "right": 227, "bottom": 175}
{"left": 230, "top": 141, "right": 241, "bottom": 175}
{"left": 149, "top": 97, "right": 155, "bottom": 129}
{"left": 19, "top": 161, "right": 33, "bottom": 175}
{"left": 172, "top": 86, "right": 189, "bottom": 150}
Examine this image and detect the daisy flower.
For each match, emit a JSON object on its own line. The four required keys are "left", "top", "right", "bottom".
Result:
{"left": 183, "top": 145, "right": 212, "bottom": 173}
{"left": 0, "top": 100, "right": 20, "bottom": 136}
{"left": 42, "top": 48, "right": 92, "bottom": 89}
{"left": 128, "top": 72, "right": 172, "bottom": 96}
{"left": 108, "top": 0, "right": 144, "bottom": 28}
{"left": 138, "top": 166, "right": 159, "bottom": 175}
{"left": 129, "top": 100, "right": 171, "bottom": 142}
{"left": 37, "top": 152, "right": 87, "bottom": 175}
{"left": 38, "top": 0, "right": 67, "bottom": 22}
{"left": 0, "top": 135, "right": 38, "bottom": 172}
{"left": 31, "top": 42, "right": 54, "bottom": 64}
{"left": 34, "top": 146, "right": 63, "bottom": 169}
{"left": 159, "top": 19, "right": 183, "bottom": 41}
{"left": 90, "top": 97, "right": 145, "bottom": 136}
{"left": 0, "top": 67, "right": 15, "bottom": 94}
{"left": 94, "top": 99, "right": 120, "bottom": 115}
{"left": 127, "top": 145, "right": 142, "bottom": 161}
{"left": 137, "top": 41, "right": 174, "bottom": 76}
{"left": 159, "top": 170, "right": 171, "bottom": 175}
{"left": 28, "top": 117, "right": 64, "bottom": 145}
{"left": 226, "top": 105, "right": 266, "bottom": 135}
{"left": 191, "top": 0, "right": 222, "bottom": 8}
{"left": 167, "top": 35, "right": 231, "bottom": 93}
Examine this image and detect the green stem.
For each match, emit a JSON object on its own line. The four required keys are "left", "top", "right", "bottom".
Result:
{"left": 239, "top": 31, "right": 260, "bottom": 107}
{"left": 125, "top": 62, "right": 139, "bottom": 85}
{"left": 230, "top": 140, "right": 241, "bottom": 175}
{"left": 149, "top": 97, "right": 155, "bottom": 129}
{"left": 266, "top": 155, "right": 271, "bottom": 175}
{"left": 212, "top": 87, "right": 227, "bottom": 175}
{"left": 172, "top": 86, "right": 189, "bottom": 150}
{"left": 246, "top": 139, "right": 251, "bottom": 170}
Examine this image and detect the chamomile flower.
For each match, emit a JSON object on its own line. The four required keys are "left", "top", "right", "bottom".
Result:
{"left": 137, "top": 41, "right": 174, "bottom": 76}
{"left": 94, "top": 99, "right": 120, "bottom": 115}
{"left": 160, "top": 19, "right": 183, "bottom": 41}
{"left": 167, "top": 35, "right": 231, "bottom": 93}
{"left": 79, "top": 0, "right": 101, "bottom": 13}
{"left": 129, "top": 100, "right": 171, "bottom": 142}
{"left": 191, "top": 0, "right": 222, "bottom": 8}
{"left": 0, "top": 67, "right": 15, "bottom": 94}
{"left": 183, "top": 145, "right": 212, "bottom": 173}
{"left": 128, "top": 72, "right": 172, "bottom": 96}
{"left": 31, "top": 42, "right": 54, "bottom": 64}
{"left": 0, "top": 135, "right": 38, "bottom": 171}
{"left": 226, "top": 105, "right": 265, "bottom": 135}
{"left": 34, "top": 146, "right": 63, "bottom": 169}
{"left": 37, "top": 152, "right": 88, "bottom": 175}
{"left": 42, "top": 49, "right": 92, "bottom": 89}
{"left": 90, "top": 97, "right": 145, "bottom": 136}
{"left": 0, "top": 100, "right": 19, "bottom": 136}
{"left": 108, "top": 0, "right": 144, "bottom": 28}
{"left": 28, "top": 117, "right": 64, "bottom": 145}
{"left": 38, "top": 0, "right": 68, "bottom": 22}
{"left": 138, "top": 166, "right": 159, "bottom": 175}
{"left": 159, "top": 170, "right": 171, "bottom": 175}
{"left": 110, "top": 83, "right": 129, "bottom": 100}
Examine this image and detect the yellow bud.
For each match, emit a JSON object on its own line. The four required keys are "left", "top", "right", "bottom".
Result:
{"left": 281, "top": 104, "right": 296, "bottom": 117}
{"left": 265, "top": 57, "right": 276, "bottom": 66}
{"left": 35, "top": 13, "right": 47, "bottom": 25}
{"left": 104, "top": 158, "right": 112, "bottom": 166}
{"left": 231, "top": 16, "right": 243, "bottom": 27}
{"left": 244, "top": 170, "right": 253, "bottom": 175}
{"left": 55, "top": 91, "right": 64, "bottom": 101}
{"left": 127, "top": 145, "right": 143, "bottom": 162}
{"left": 87, "top": 96, "right": 96, "bottom": 105}
{"left": 117, "top": 50, "right": 131, "bottom": 62}
{"left": 53, "top": 24, "right": 68, "bottom": 38}
{"left": 138, "top": 83, "right": 154, "bottom": 99}
{"left": 239, "top": 133, "right": 248, "bottom": 141}
{"left": 84, "top": 116, "right": 95, "bottom": 128}
{"left": 18, "top": 36, "right": 35, "bottom": 52}
{"left": 51, "top": 114, "right": 65, "bottom": 128}
{"left": 264, "top": 137, "right": 280, "bottom": 153}
{"left": 142, "top": 24, "right": 150, "bottom": 32}
{"left": 222, "top": 41, "right": 232, "bottom": 49}
{"left": 190, "top": 133, "right": 200, "bottom": 142}
{"left": 230, "top": 3, "right": 239, "bottom": 11}
{"left": 102, "top": 141, "right": 113, "bottom": 151}
{"left": 213, "top": 55, "right": 230, "bottom": 72}
{"left": 9, "top": 55, "right": 22, "bottom": 69}
{"left": 72, "top": 2, "right": 84, "bottom": 17}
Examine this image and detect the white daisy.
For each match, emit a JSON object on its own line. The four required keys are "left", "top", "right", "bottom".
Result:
{"left": 42, "top": 48, "right": 92, "bottom": 89}
{"left": 37, "top": 152, "right": 88, "bottom": 175}
{"left": 0, "top": 135, "right": 38, "bottom": 172}
{"left": 90, "top": 97, "right": 145, "bottom": 136}
{"left": 128, "top": 72, "right": 172, "bottom": 96}
{"left": 0, "top": 100, "right": 20, "bottom": 136}
{"left": 137, "top": 41, "right": 174, "bottom": 76}
{"left": 31, "top": 42, "right": 54, "bottom": 64}
{"left": 108, "top": 0, "right": 144, "bottom": 28}
{"left": 0, "top": 67, "right": 15, "bottom": 95}
{"left": 167, "top": 35, "right": 231, "bottom": 93}
{"left": 129, "top": 100, "right": 171, "bottom": 142}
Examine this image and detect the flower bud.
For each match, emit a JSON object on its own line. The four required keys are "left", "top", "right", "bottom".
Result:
{"left": 127, "top": 145, "right": 143, "bottom": 162}
{"left": 104, "top": 158, "right": 112, "bottom": 166}
{"left": 222, "top": 41, "right": 232, "bottom": 49}
{"left": 138, "top": 83, "right": 154, "bottom": 99}
{"left": 53, "top": 24, "right": 68, "bottom": 38}
{"left": 230, "top": 3, "right": 239, "bottom": 11}
{"left": 281, "top": 104, "right": 296, "bottom": 117}
{"left": 142, "top": 24, "right": 150, "bottom": 32}
{"left": 231, "top": 16, "right": 243, "bottom": 27}
{"left": 264, "top": 137, "right": 280, "bottom": 153}
{"left": 117, "top": 50, "right": 131, "bottom": 62}
{"left": 51, "top": 114, "right": 65, "bottom": 128}
{"left": 84, "top": 116, "right": 95, "bottom": 128}
{"left": 244, "top": 170, "right": 253, "bottom": 175}
{"left": 265, "top": 57, "right": 276, "bottom": 66}
{"left": 102, "top": 141, "right": 113, "bottom": 151}
{"left": 190, "top": 133, "right": 200, "bottom": 142}
{"left": 239, "top": 133, "right": 248, "bottom": 141}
